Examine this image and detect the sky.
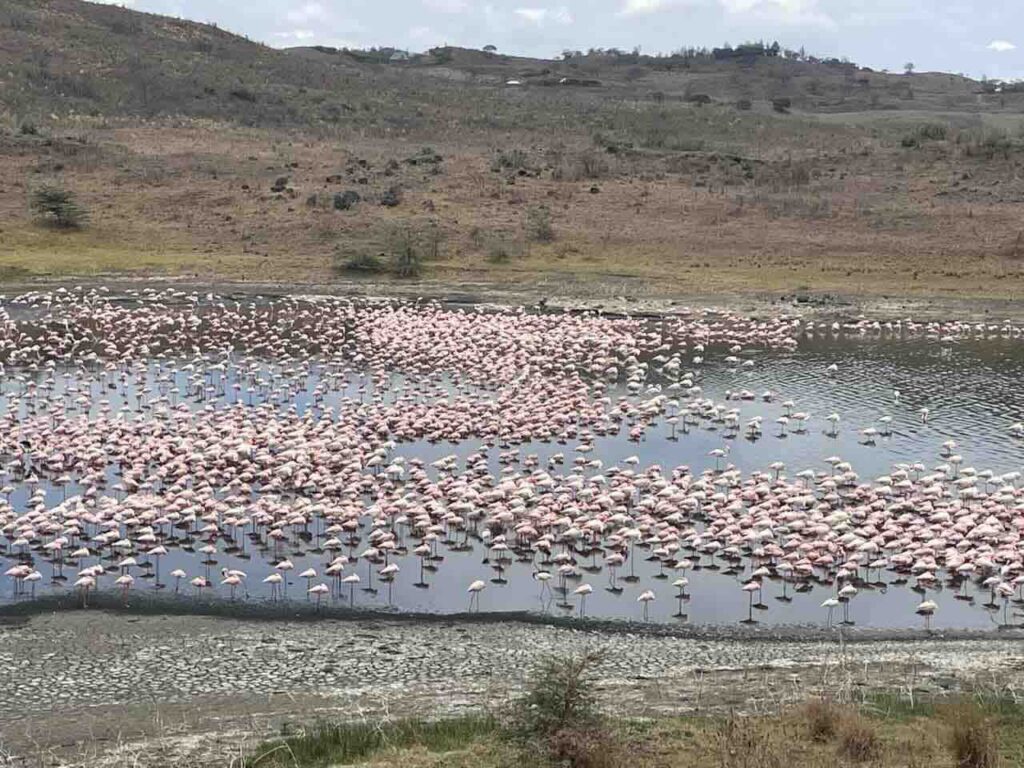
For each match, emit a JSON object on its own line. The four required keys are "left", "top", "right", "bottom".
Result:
{"left": 93, "top": 0, "right": 1024, "bottom": 80}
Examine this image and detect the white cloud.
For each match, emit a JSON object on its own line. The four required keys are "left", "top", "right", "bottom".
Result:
{"left": 423, "top": 0, "right": 468, "bottom": 11}
{"left": 513, "top": 6, "right": 573, "bottom": 24}
{"left": 90, "top": 0, "right": 137, "bottom": 5}
{"left": 719, "top": 0, "right": 833, "bottom": 27}
{"left": 619, "top": 0, "right": 675, "bottom": 15}
{"left": 620, "top": 0, "right": 828, "bottom": 22}
{"left": 273, "top": 29, "right": 315, "bottom": 40}
{"left": 988, "top": 40, "right": 1017, "bottom": 53}
{"left": 286, "top": 2, "right": 326, "bottom": 24}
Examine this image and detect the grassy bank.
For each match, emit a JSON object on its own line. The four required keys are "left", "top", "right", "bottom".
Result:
{"left": 245, "top": 697, "right": 1024, "bottom": 767}
{"left": 244, "top": 652, "right": 1024, "bottom": 767}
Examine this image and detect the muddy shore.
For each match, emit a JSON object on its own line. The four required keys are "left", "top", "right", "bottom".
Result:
{"left": 2, "top": 592, "right": 1023, "bottom": 644}
{"left": 6, "top": 274, "right": 1024, "bottom": 324}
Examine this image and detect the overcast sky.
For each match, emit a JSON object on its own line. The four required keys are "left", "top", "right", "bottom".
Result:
{"left": 95, "top": 0, "right": 1023, "bottom": 80}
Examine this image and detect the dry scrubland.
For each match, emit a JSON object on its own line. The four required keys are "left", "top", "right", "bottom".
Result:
{"left": 2, "top": 1, "right": 1024, "bottom": 298}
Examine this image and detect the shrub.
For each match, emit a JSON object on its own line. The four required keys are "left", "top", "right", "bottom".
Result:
{"left": 525, "top": 205, "right": 555, "bottom": 243}
{"left": 380, "top": 219, "right": 442, "bottom": 277}
{"left": 333, "top": 190, "right": 360, "bottom": 210}
{"left": 336, "top": 251, "right": 385, "bottom": 274}
{"left": 511, "top": 652, "right": 604, "bottom": 740}
{"left": 711, "top": 714, "right": 787, "bottom": 768}
{"left": 380, "top": 186, "right": 402, "bottom": 207}
{"left": 470, "top": 226, "right": 521, "bottom": 263}
{"left": 510, "top": 652, "right": 614, "bottom": 768}
{"left": 958, "top": 128, "right": 1017, "bottom": 160}
{"left": 387, "top": 224, "right": 423, "bottom": 277}
{"left": 918, "top": 122, "right": 948, "bottom": 141}
{"left": 492, "top": 148, "right": 528, "bottom": 172}
{"left": 802, "top": 698, "right": 840, "bottom": 742}
{"left": 552, "top": 149, "right": 609, "bottom": 181}
{"left": 903, "top": 122, "right": 949, "bottom": 147}
{"left": 30, "top": 186, "right": 87, "bottom": 229}
{"left": 944, "top": 702, "right": 1000, "bottom": 768}
{"left": 837, "top": 714, "right": 880, "bottom": 762}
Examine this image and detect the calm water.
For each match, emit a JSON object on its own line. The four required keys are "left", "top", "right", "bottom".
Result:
{"left": 3, "top": 304, "right": 1024, "bottom": 629}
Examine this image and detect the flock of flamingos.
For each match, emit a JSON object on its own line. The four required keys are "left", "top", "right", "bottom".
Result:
{"left": 2, "top": 287, "right": 1024, "bottom": 630}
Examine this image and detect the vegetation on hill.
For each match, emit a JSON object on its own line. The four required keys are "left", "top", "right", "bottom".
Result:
{"left": 2, "top": 0, "right": 1024, "bottom": 299}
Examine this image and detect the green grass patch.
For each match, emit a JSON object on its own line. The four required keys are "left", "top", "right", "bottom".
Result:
{"left": 245, "top": 714, "right": 497, "bottom": 767}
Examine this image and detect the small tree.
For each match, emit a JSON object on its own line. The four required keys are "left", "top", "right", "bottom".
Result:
{"left": 387, "top": 224, "right": 422, "bottom": 278}
{"left": 904, "top": 62, "right": 915, "bottom": 74}
{"left": 510, "top": 652, "right": 618, "bottom": 768}
{"left": 30, "top": 187, "right": 87, "bottom": 229}
{"left": 511, "top": 652, "right": 603, "bottom": 739}
{"left": 525, "top": 205, "right": 555, "bottom": 243}
{"left": 383, "top": 219, "right": 443, "bottom": 278}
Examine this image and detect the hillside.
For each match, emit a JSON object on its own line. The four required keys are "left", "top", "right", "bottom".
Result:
{"left": 2, "top": 0, "right": 1024, "bottom": 300}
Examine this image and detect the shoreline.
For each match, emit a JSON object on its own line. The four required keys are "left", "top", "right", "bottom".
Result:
{"left": 6, "top": 274, "right": 1024, "bottom": 324}
{"left": 2, "top": 591, "right": 1021, "bottom": 644}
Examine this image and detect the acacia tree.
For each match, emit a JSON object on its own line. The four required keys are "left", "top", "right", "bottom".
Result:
{"left": 30, "top": 187, "right": 88, "bottom": 229}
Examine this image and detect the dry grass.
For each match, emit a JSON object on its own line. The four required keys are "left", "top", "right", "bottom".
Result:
{"left": 943, "top": 702, "right": 1001, "bottom": 768}
{"left": 802, "top": 698, "right": 841, "bottom": 742}
{"left": 3, "top": 93, "right": 1024, "bottom": 298}
{"left": 836, "top": 713, "right": 881, "bottom": 762}
{"left": 234, "top": 694, "right": 1024, "bottom": 768}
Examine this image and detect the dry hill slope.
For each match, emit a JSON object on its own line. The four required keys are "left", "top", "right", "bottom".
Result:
{"left": 1, "top": 0, "right": 1024, "bottom": 300}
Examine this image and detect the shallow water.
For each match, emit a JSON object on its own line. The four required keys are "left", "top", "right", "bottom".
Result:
{"left": 2, "top": 297, "right": 1024, "bottom": 629}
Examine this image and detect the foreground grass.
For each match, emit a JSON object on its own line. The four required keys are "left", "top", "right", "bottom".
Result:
{"left": 246, "top": 695, "right": 1024, "bottom": 768}
{"left": 245, "top": 716, "right": 500, "bottom": 767}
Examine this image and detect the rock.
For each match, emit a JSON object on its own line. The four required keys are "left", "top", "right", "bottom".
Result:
{"left": 270, "top": 177, "right": 289, "bottom": 193}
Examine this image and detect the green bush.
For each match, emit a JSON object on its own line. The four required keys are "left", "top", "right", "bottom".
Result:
{"left": 510, "top": 652, "right": 603, "bottom": 740}
{"left": 492, "top": 148, "right": 528, "bottom": 171}
{"left": 902, "top": 122, "right": 949, "bottom": 147}
{"left": 918, "top": 122, "right": 948, "bottom": 141}
{"left": 383, "top": 219, "right": 442, "bottom": 277}
{"left": 30, "top": 186, "right": 87, "bottom": 228}
{"left": 336, "top": 251, "right": 385, "bottom": 274}
{"left": 510, "top": 652, "right": 616, "bottom": 768}
{"left": 525, "top": 205, "right": 555, "bottom": 243}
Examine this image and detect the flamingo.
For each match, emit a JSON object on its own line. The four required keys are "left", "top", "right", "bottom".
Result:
{"left": 308, "top": 582, "right": 329, "bottom": 611}
{"left": 916, "top": 599, "right": 937, "bottom": 631}
{"left": 573, "top": 583, "right": 593, "bottom": 617}
{"left": 467, "top": 579, "right": 486, "bottom": 611}
{"left": 637, "top": 589, "right": 655, "bottom": 621}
